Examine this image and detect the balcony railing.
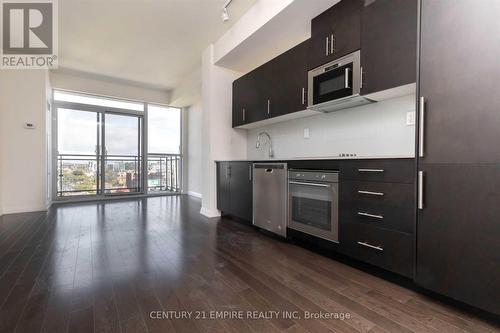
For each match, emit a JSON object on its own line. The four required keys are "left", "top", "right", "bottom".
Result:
{"left": 147, "top": 154, "right": 182, "bottom": 193}
{"left": 56, "top": 153, "right": 181, "bottom": 197}
{"left": 57, "top": 154, "right": 99, "bottom": 197}
{"left": 57, "top": 154, "right": 142, "bottom": 197}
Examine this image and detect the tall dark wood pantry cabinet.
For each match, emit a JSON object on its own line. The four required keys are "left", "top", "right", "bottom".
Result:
{"left": 416, "top": 0, "right": 500, "bottom": 316}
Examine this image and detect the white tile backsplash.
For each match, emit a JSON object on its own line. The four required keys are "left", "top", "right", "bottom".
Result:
{"left": 247, "top": 94, "right": 416, "bottom": 160}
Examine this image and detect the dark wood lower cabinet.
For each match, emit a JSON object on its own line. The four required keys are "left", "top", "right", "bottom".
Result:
{"left": 216, "top": 162, "right": 231, "bottom": 213}
{"left": 340, "top": 221, "right": 413, "bottom": 277}
{"left": 216, "top": 161, "right": 253, "bottom": 222}
{"left": 228, "top": 162, "right": 253, "bottom": 222}
{"left": 417, "top": 164, "right": 500, "bottom": 315}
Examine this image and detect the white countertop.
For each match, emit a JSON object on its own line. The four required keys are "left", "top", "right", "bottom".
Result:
{"left": 215, "top": 155, "right": 414, "bottom": 162}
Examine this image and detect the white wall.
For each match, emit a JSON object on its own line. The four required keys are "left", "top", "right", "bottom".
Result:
{"left": 170, "top": 67, "right": 201, "bottom": 108}
{"left": 50, "top": 69, "right": 170, "bottom": 105}
{"left": 0, "top": 70, "right": 49, "bottom": 214}
{"left": 186, "top": 99, "right": 203, "bottom": 198}
{"left": 247, "top": 94, "right": 416, "bottom": 160}
{"left": 200, "top": 45, "right": 247, "bottom": 217}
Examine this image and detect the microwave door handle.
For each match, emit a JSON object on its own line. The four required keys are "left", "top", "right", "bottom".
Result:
{"left": 345, "top": 68, "right": 351, "bottom": 89}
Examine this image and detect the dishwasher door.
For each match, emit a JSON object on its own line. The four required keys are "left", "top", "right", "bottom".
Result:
{"left": 253, "top": 163, "right": 288, "bottom": 237}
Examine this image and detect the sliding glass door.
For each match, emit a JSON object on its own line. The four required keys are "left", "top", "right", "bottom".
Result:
{"left": 54, "top": 90, "right": 182, "bottom": 200}
{"left": 57, "top": 109, "right": 101, "bottom": 196}
{"left": 56, "top": 107, "right": 143, "bottom": 198}
{"left": 103, "top": 113, "right": 142, "bottom": 194}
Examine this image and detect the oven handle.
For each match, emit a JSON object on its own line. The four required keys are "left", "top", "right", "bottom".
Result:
{"left": 289, "top": 181, "right": 331, "bottom": 188}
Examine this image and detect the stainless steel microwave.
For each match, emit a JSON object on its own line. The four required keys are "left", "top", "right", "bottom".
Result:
{"left": 307, "top": 50, "right": 373, "bottom": 112}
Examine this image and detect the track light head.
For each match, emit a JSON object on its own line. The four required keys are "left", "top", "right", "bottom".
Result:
{"left": 221, "top": 7, "right": 229, "bottom": 22}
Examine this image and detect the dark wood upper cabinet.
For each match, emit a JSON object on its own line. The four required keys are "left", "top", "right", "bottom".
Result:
{"left": 309, "top": 0, "right": 361, "bottom": 70}
{"left": 232, "top": 68, "right": 268, "bottom": 127}
{"left": 360, "top": 0, "right": 417, "bottom": 95}
{"left": 419, "top": 0, "right": 500, "bottom": 165}
{"left": 267, "top": 40, "right": 309, "bottom": 116}
{"left": 232, "top": 40, "right": 309, "bottom": 128}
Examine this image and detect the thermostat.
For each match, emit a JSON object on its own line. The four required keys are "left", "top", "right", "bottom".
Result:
{"left": 23, "top": 122, "right": 36, "bottom": 129}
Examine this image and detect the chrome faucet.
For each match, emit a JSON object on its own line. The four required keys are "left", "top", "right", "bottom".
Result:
{"left": 255, "top": 132, "right": 274, "bottom": 158}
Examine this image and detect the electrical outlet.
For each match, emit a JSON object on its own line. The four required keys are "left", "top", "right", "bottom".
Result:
{"left": 303, "top": 128, "right": 310, "bottom": 139}
{"left": 406, "top": 111, "right": 415, "bottom": 126}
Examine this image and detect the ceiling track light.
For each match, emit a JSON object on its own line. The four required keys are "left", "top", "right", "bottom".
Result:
{"left": 222, "top": 0, "right": 233, "bottom": 22}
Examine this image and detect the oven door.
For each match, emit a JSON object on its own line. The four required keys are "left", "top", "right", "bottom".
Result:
{"left": 288, "top": 180, "right": 339, "bottom": 242}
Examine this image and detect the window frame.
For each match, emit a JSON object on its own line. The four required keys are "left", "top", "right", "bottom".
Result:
{"left": 51, "top": 89, "right": 183, "bottom": 201}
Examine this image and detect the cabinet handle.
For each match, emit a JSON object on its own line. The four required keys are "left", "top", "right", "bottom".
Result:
{"left": 357, "top": 241, "right": 383, "bottom": 252}
{"left": 242, "top": 108, "right": 246, "bottom": 122}
{"left": 357, "top": 212, "right": 384, "bottom": 219}
{"left": 226, "top": 166, "right": 231, "bottom": 177}
{"left": 325, "top": 36, "right": 329, "bottom": 56}
{"left": 360, "top": 66, "right": 364, "bottom": 89}
{"left": 301, "top": 88, "right": 306, "bottom": 105}
{"left": 331, "top": 34, "right": 335, "bottom": 54}
{"left": 419, "top": 96, "right": 425, "bottom": 157}
{"left": 267, "top": 99, "right": 270, "bottom": 115}
{"left": 357, "top": 190, "right": 384, "bottom": 196}
{"left": 418, "top": 171, "right": 424, "bottom": 210}
{"left": 249, "top": 164, "right": 252, "bottom": 181}
{"left": 358, "top": 168, "right": 384, "bottom": 173}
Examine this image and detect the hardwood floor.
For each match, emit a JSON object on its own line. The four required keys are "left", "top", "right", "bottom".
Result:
{"left": 0, "top": 195, "right": 498, "bottom": 333}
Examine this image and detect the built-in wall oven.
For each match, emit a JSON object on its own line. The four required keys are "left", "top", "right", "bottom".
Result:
{"left": 288, "top": 170, "right": 339, "bottom": 242}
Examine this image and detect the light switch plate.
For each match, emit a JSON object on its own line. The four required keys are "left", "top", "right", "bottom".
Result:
{"left": 406, "top": 111, "right": 415, "bottom": 126}
{"left": 303, "top": 128, "right": 310, "bottom": 139}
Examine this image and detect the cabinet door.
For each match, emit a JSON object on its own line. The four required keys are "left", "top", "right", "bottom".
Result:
{"left": 360, "top": 0, "right": 417, "bottom": 95}
{"left": 417, "top": 165, "right": 500, "bottom": 315}
{"left": 229, "top": 162, "right": 253, "bottom": 222}
{"left": 417, "top": 0, "right": 500, "bottom": 316}
{"left": 232, "top": 79, "right": 245, "bottom": 127}
{"left": 419, "top": 0, "right": 500, "bottom": 164}
{"left": 309, "top": 0, "right": 361, "bottom": 69}
{"left": 269, "top": 40, "right": 309, "bottom": 117}
{"left": 216, "top": 162, "right": 231, "bottom": 213}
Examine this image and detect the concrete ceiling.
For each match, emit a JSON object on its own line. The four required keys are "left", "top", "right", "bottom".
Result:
{"left": 57, "top": 0, "right": 258, "bottom": 91}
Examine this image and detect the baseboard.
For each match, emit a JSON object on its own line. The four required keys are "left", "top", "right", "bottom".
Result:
{"left": 187, "top": 191, "right": 202, "bottom": 199}
{"left": 2, "top": 205, "right": 48, "bottom": 215}
{"left": 200, "top": 207, "right": 220, "bottom": 218}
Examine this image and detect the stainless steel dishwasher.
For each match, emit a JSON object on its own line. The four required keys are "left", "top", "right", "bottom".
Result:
{"left": 253, "top": 163, "right": 288, "bottom": 237}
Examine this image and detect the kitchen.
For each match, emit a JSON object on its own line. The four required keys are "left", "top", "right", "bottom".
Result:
{"left": 0, "top": 0, "right": 498, "bottom": 331}
{"left": 215, "top": 0, "right": 500, "bottom": 322}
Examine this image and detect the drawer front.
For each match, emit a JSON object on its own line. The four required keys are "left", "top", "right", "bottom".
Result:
{"left": 340, "top": 159, "right": 414, "bottom": 183}
{"left": 340, "top": 222, "right": 413, "bottom": 277}
{"left": 341, "top": 180, "right": 414, "bottom": 206}
{"left": 340, "top": 181, "right": 415, "bottom": 233}
{"left": 340, "top": 206, "right": 414, "bottom": 234}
